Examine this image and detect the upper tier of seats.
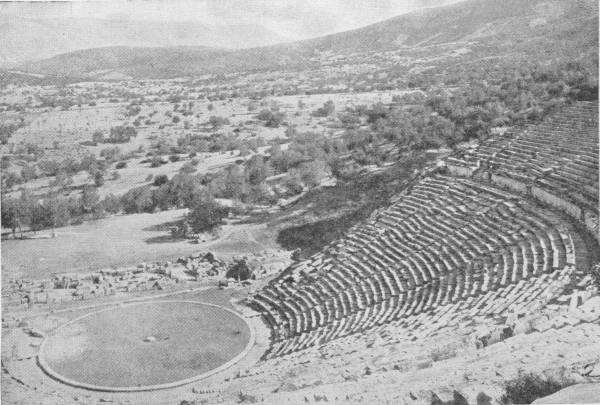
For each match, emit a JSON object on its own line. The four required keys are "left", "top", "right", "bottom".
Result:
{"left": 447, "top": 101, "right": 598, "bottom": 228}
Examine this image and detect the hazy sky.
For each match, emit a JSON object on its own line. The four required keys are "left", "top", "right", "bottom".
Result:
{"left": 0, "top": 0, "right": 460, "bottom": 41}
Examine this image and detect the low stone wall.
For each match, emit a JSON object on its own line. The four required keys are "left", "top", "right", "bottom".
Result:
{"left": 531, "top": 186, "right": 582, "bottom": 220}
{"left": 37, "top": 300, "right": 257, "bottom": 392}
{"left": 491, "top": 174, "right": 528, "bottom": 194}
{"left": 446, "top": 163, "right": 475, "bottom": 177}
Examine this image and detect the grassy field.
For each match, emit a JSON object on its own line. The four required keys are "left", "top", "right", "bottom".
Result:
{"left": 1, "top": 209, "right": 279, "bottom": 282}
{"left": 41, "top": 301, "right": 250, "bottom": 387}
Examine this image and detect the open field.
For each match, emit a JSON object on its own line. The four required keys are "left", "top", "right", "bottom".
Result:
{"left": 1, "top": 209, "right": 279, "bottom": 282}
{"left": 40, "top": 300, "right": 251, "bottom": 388}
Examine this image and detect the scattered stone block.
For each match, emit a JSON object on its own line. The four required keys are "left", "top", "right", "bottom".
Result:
{"left": 569, "top": 292, "right": 583, "bottom": 311}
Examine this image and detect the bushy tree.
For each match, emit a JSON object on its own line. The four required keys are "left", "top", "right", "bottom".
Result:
{"left": 93, "top": 171, "right": 105, "bottom": 187}
{"left": 257, "top": 109, "right": 285, "bottom": 128}
{"left": 245, "top": 155, "right": 273, "bottom": 186}
{"left": 153, "top": 174, "right": 169, "bottom": 186}
{"left": 101, "top": 193, "right": 122, "bottom": 214}
{"left": 208, "top": 115, "right": 229, "bottom": 129}
{"left": 100, "top": 146, "right": 122, "bottom": 162}
{"left": 92, "top": 130, "right": 105, "bottom": 143}
{"left": 313, "top": 100, "right": 335, "bottom": 117}
{"left": 120, "top": 185, "right": 155, "bottom": 213}
{"left": 338, "top": 113, "right": 361, "bottom": 128}
{"left": 20, "top": 165, "right": 37, "bottom": 182}
{"left": 107, "top": 125, "right": 137, "bottom": 143}
{"left": 226, "top": 258, "right": 253, "bottom": 281}
{"left": 185, "top": 194, "right": 228, "bottom": 234}
{"left": 294, "top": 160, "right": 330, "bottom": 187}
{"left": 80, "top": 186, "right": 101, "bottom": 214}
{"left": 1, "top": 197, "right": 23, "bottom": 237}
{"left": 43, "top": 195, "right": 71, "bottom": 229}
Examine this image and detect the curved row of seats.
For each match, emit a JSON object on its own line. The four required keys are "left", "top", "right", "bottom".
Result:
{"left": 449, "top": 102, "right": 599, "bottom": 212}
{"left": 249, "top": 175, "right": 580, "bottom": 358}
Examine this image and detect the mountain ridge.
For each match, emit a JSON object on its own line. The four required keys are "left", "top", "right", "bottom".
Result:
{"left": 0, "top": 15, "right": 292, "bottom": 68}
{"left": 14, "top": 0, "right": 599, "bottom": 80}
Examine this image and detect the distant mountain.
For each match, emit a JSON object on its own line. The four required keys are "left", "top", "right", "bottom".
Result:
{"left": 303, "top": 0, "right": 597, "bottom": 51}
{"left": 17, "top": 0, "right": 599, "bottom": 80}
{"left": 0, "top": 15, "right": 292, "bottom": 67}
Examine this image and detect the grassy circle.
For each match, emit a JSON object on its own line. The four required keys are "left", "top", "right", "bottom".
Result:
{"left": 39, "top": 301, "right": 251, "bottom": 390}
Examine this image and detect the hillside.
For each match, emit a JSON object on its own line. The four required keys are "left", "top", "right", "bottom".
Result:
{"left": 17, "top": 0, "right": 599, "bottom": 80}
{"left": 0, "top": 15, "right": 291, "bottom": 68}
{"left": 14, "top": 46, "right": 229, "bottom": 81}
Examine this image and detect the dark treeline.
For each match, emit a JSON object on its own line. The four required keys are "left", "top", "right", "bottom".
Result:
{"left": 1, "top": 187, "right": 119, "bottom": 237}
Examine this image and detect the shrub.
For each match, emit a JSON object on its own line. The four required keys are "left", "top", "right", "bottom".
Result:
{"left": 209, "top": 115, "right": 229, "bottom": 129}
{"left": 101, "top": 193, "right": 121, "bottom": 214}
{"left": 92, "top": 130, "right": 105, "bottom": 143}
{"left": 153, "top": 174, "right": 168, "bottom": 186}
{"left": 284, "top": 174, "right": 304, "bottom": 195}
{"left": 236, "top": 391, "right": 257, "bottom": 403}
{"left": 93, "top": 171, "right": 105, "bottom": 187}
{"left": 294, "top": 160, "right": 330, "bottom": 188}
{"left": 226, "top": 259, "right": 253, "bottom": 281}
{"left": 338, "top": 113, "right": 361, "bottom": 128}
{"left": 150, "top": 156, "right": 167, "bottom": 168}
{"left": 120, "top": 185, "right": 155, "bottom": 213}
{"left": 501, "top": 372, "right": 574, "bottom": 404}
{"left": 106, "top": 125, "right": 137, "bottom": 143}
{"left": 179, "top": 162, "right": 196, "bottom": 174}
{"left": 430, "top": 345, "right": 457, "bottom": 362}
{"left": 245, "top": 155, "right": 273, "bottom": 185}
{"left": 256, "top": 109, "right": 285, "bottom": 128}
{"left": 20, "top": 165, "right": 37, "bottom": 182}
{"left": 100, "top": 146, "right": 121, "bottom": 162}
{"left": 247, "top": 101, "right": 258, "bottom": 111}
{"left": 313, "top": 100, "right": 335, "bottom": 117}
{"left": 115, "top": 161, "right": 127, "bottom": 169}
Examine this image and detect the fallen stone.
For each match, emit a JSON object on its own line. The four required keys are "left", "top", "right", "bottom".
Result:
{"left": 275, "top": 382, "right": 298, "bottom": 392}
{"left": 579, "top": 296, "right": 600, "bottom": 314}
{"left": 569, "top": 308, "right": 598, "bottom": 322}
{"left": 563, "top": 315, "right": 581, "bottom": 326}
{"left": 513, "top": 318, "right": 533, "bottom": 334}
{"left": 532, "top": 318, "right": 553, "bottom": 332}
{"left": 589, "top": 363, "right": 600, "bottom": 378}
{"left": 25, "top": 328, "right": 44, "bottom": 338}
